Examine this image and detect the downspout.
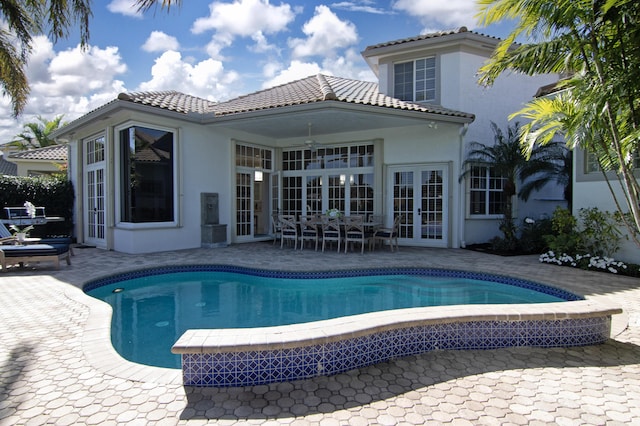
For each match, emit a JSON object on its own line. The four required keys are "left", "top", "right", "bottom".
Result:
{"left": 458, "top": 123, "right": 469, "bottom": 248}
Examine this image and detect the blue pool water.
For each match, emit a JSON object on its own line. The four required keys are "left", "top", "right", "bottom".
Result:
{"left": 86, "top": 267, "right": 579, "bottom": 369}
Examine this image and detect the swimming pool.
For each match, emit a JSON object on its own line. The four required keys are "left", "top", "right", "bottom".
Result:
{"left": 85, "top": 265, "right": 618, "bottom": 387}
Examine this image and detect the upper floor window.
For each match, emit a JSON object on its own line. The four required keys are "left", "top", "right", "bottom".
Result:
{"left": 469, "top": 166, "right": 504, "bottom": 216}
{"left": 585, "top": 150, "right": 639, "bottom": 173}
{"left": 119, "top": 126, "right": 175, "bottom": 223}
{"left": 394, "top": 57, "right": 436, "bottom": 103}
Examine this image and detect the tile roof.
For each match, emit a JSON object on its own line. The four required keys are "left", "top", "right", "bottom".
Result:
{"left": 209, "top": 74, "right": 474, "bottom": 119}
{"left": 9, "top": 144, "right": 68, "bottom": 161}
{"left": 0, "top": 155, "right": 17, "bottom": 175}
{"left": 363, "top": 27, "right": 503, "bottom": 51}
{"left": 116, "top": 75, "right": 473, "bottom": 121}
{"left": 117, "top": 91, "right": 216, "bottom": 115}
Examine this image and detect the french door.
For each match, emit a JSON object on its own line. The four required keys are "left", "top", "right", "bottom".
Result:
{"left": 388, "top": 164, "right": 448, "bottom": 247}
{"left": 84, "top": 136, "right": 106, "bottom": 248}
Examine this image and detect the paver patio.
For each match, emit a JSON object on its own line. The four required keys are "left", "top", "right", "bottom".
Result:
{"left": 1, "top": 243, "right": 639, "bottom": 425}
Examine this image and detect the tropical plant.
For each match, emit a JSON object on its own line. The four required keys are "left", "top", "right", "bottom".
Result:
{"left": 462, "top": 121, "right": 568, "bottom": 245}
{"left": 0, "top": 0, "right": 178, "bottom": 117}
{"left": 476, "top": 0, "right": 640, "bottom": 249}
{"left": 9, "top": 115, "right": 66, "bottom": 150}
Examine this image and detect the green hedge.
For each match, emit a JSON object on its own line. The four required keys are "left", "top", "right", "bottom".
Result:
{"left": 0, "top": 174, "right": 74, "bottom": 237}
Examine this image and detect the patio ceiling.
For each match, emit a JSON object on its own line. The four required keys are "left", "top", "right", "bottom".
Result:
{"left": 207, "top": 103, "right": 459, "bottom": 140}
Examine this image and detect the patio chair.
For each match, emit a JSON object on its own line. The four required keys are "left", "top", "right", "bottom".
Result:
{"left": 370, "top": 214, "right": 402, "bottom": 252}
{"left": 343, "top": 215, "right": 370, "bottom": 254}
{"left": 299, "top": 215, "right": 320, "bottom": 251}
{"left": 279, "top": 215, "right": 298, "bottom": 249}
{"left": 321, "top": 215, "right": 341, "bottom": 253}
{"left": 271, "top": 213, "right": 282, "bottom": 245}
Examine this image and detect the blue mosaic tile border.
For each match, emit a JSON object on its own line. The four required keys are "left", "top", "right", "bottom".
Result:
{"left": 182, "top": 316, "right": 611, "bottom": 387}
{"left": 83, "top": 264, "right": 582, "bottom": 301}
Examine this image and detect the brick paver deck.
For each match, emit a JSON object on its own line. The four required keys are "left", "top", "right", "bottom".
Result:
{"left": 1, "top": 243, "right": 639, "bottom": 425}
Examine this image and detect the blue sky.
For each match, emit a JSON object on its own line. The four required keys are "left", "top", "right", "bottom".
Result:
{"left": 0, "top": 0, "right": 515, "bottom": 145}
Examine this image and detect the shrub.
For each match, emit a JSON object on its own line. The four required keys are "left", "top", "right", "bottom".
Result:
{"left": 518, "top": 217, "right": 553, "bottom": 253}
{"left": 0, "top": 174, "right": 74, "bottom": 237}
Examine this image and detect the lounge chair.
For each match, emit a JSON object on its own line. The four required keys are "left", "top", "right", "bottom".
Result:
{"left": 0, "top": 222, "right": 74, "bottom": 255}
{"left": 0, "top": 243, "right": 71, "bottom": 271}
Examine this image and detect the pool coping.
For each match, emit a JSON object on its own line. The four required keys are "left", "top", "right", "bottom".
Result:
{"left": 72, "top": 266, "right": 624, "bottom": 386}
{"left": 171, "top": 300, "right": 622, "bottom": 354}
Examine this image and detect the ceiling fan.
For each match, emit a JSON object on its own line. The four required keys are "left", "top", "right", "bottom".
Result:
{"left": 303, "top": 123, "right": 323, "bottom": 151}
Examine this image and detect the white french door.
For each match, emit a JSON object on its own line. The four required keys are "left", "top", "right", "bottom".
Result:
{"left": 84, "top": 136, "right": 106, "bottom": 248}
{"left": 388, "top": 164, "right": 448, "bottom": 247}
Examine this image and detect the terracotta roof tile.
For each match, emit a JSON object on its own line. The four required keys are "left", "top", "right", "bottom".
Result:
{"left": 9, "top": 144, "right": 68, "bottom": 161}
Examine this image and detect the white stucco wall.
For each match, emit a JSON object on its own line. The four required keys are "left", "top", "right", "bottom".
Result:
{"left": 439, "top": 49, "right": 564, "bottom": 245}
{"left": 573, "top": 176, "right": 640, "bottom": 264}
{"left": 370, "top": 42, "right": 564, "bottom": 246}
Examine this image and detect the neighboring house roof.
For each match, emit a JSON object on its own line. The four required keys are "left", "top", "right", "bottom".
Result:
{"left": 9, "top": 144, "right": 68, "bottom": 162}
{"left": 119, "top": 74, "right": 474, "bottom": 121}
{"left": 0, "top": 155, "right": 17, "bottom": 175}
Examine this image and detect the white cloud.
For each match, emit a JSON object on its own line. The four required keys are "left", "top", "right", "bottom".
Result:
{"left": 320, "top": 48, "right": 376, "bottom": 82}
{"left": 0, "top": 37, "right": 129, "bottom": 144}
{"left": 392, "top": 0, "right": 480, "bottom": 29}
{"left": 262, "top": 60, "right": 323, "bottom": 89}
{"left": 107, "top": 0, "right": 143, "bottom": 18}
{"left": 142, "top": 31, "right": 180, "bottom": 53}
{"left": 288, "top": 5, "right": 358, "bottom": 59}
{"left": 192, "top": 0, "right": 295, "bottom": 37}
{"left": 249, "top": 31, "right": 278, "bottom": 54}
{"left": 137, "top": 51, "right": 240, "bottom": 101}
{"left": 331, "top": 1, "right": 387, "bottom": 14}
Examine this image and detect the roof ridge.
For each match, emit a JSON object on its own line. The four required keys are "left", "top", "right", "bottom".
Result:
{"left": 118, "top": 90, "right": 179, "bottom": 101}
{"left": 363, "top": 26, "right": 503, "bottom": 51}
{"left": 316, "top": 74, "right": 337, "bottom": 100}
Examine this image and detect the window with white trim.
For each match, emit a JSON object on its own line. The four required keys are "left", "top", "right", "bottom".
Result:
{"left": 119, "top": 125, "right": 175, "bottom": 223}
{"left": 394, "top": 57, "right": 436, "bottom": 103}
{"left": 469, "top": 166, "right": 505, "bottom": 216}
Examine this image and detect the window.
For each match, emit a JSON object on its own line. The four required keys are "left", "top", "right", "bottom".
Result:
{"left": 281, "top": 143, "right": 375, "bottom": 217}
{"left": 586, "top": 150, "right": 639, "bottom": 173}
{"left": 120, "top": 126, "right": 174, "bottom": 223}
{"left": 469, "top": 166, "right": 504, "bottom": 216}
{"left": 394, "top": 57, "right": 436, "bottom": 103}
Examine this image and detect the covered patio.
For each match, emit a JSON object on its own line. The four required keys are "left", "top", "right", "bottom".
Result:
{"left": 1, "top": 244, "right": 639, "bottom": 424}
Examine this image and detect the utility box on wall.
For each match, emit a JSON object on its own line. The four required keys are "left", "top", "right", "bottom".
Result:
{"left": 200, "top": 192, "right": 227, "bottom": 248}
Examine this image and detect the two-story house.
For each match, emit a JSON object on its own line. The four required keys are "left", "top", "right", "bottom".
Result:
{"left": 52, "top": 28, "right": 561, "bottom": 254}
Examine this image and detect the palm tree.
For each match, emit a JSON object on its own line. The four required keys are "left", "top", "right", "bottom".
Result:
{"left": 0, "top": 0, "right": 178, "bottom": 117}
{"left": 9, "top": 115, "right": 66, "bottom": 150}
{"left": 476, "top": 0, "right": 640, "bottom": 248}
{"left": 462, "top": 122, "right": 569, "bottom": 245}
{"left": 519, "top": 141, "right": 573, "bottom": 211}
